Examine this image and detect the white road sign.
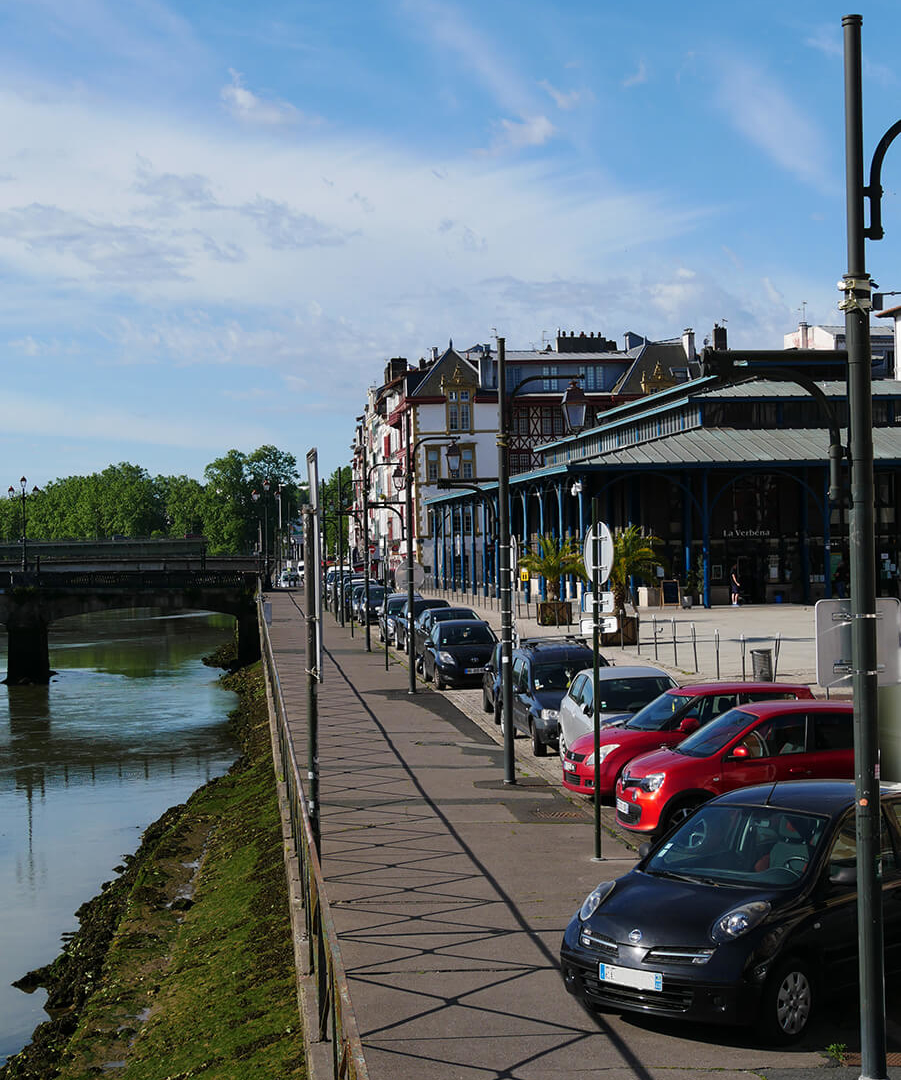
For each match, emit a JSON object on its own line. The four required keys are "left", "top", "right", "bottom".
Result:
{"left": 814, "top": 597, "right": 901, "bottom": 688}
{"left": 583, "top": 523, "right": 614, "bottom": 584}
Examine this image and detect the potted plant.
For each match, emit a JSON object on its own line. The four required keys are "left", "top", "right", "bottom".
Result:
{"left": 606, "top": 526, "right": 666, "bottom": 643}
{"left": 518, "top": 535, "right": 586, "bottom": 626}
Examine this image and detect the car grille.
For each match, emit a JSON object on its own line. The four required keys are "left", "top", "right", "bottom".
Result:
{"left": 578, "top": 930, "right": 618, "bottom": 957}
{"left": 644, "top": 946, "right": 714, "bottom": 966}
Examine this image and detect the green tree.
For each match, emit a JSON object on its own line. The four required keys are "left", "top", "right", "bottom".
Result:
{"left": 155, "top": 474, "right": 206, "bottom": 537}
{"left": 321, "top": 466, "right": 353, "bottom": 560}
{"left": 518, "top": 535, "right": 586, "bottom": 601}
{"left": 203, "top": 449, "right": 254, "bottom": 555}
{"left": 608, "top": 525, "right": 666, "bottom": 612}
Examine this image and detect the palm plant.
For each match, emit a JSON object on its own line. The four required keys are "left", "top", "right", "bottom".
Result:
{"left": 608, "top": 525, "right": 666, "bottom": 612}
{"left": 518, "top": 535, "right": 586, "bottom": 601}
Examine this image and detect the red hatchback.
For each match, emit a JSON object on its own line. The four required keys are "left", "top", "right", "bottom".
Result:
{"left": 561, "top": 682, "right": 814, "bottom": 799}
{"left": 615, "top": 699, "right": 854, "bottom": 837}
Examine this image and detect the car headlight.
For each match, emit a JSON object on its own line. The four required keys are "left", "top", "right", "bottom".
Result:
{"left": 592, "top": 743, "right": 620, "bottom": 765}
{"left": 437, "top": 651, "right": 456, "bottom": 665}
{"left": 711, "top": 901, "right": 771, "bottom": 943}
{"left": 579, "top": 880, "right": 616, "bottom": 921}
{"left": 539, "top": 708, "right": 559, "bottom": 721}
{"left": 641, "top": 772, "right": 666, "bottom": 792}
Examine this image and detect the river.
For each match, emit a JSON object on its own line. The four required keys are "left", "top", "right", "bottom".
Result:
{"left": 0, "top": 607, "right": 240, "bottom": 1066}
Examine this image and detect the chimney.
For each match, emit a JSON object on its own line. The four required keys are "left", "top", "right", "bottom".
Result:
{"left": 682, "top": 328, "right": 696, "bottom": 361}
{"left": 384, "top": 356, "right": 408, "bottom": 384}
{"left": 712, "top": 323, "right": 728, "bottom": 351}
{"left": 429, "top": 346, "right": 439, "bottom": 363}
{"left": 799, "top": 320, "right": 809, "bottom": 349}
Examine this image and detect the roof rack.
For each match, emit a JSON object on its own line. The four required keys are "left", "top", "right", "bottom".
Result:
{"left": 516, "top": 634, "right": 592, "bottom": 647}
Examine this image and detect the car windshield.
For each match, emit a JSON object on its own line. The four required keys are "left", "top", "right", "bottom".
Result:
{"left": 437, "top": 609, "right": 478, "bottom": 621}
{"left": 644, "top": 804, "right": 829, "bottom": 887}
{"left": 625, "top": 692, "right": 699, "bottom": 732}
{"left": 367, "top": 587, "right": 386, "bottom": 599}
{"left": 532, "top": 663, "right": 582, "bottom": 692}
{"left": 438, "top": 624, "right": 496, "bottom": 645}
{"left": 675, "top": 708, "right": 756, "bottom": 757}
{"left": 596, "top": 677, "right": 676, "bottom": 713}
{"left": 387, "top": 598, "right": 407, "bottom": 614}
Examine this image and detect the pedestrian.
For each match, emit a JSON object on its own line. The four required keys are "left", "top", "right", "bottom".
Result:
{"left": 730, "top": 565, "right": 741, "bottom": 606}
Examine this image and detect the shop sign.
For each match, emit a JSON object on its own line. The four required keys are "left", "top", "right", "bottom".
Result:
{"left": 722, "top": 529, "right": 771, "bottom": 539}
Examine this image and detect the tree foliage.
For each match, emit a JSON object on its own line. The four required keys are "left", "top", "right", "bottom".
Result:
{"left": 519, "top": 535, "right": 586, "bottom": 601}
{"left": 1, "top": 445, "right": 304, "bottom": 556}
{"left": 609, "top": 525, "right": 666, "bottom": 611}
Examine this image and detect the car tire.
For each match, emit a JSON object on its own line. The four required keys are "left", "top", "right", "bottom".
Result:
{"left": 436, "top": 671, "right": 446, "bottom": 690}
{"left": 423, "top": 659, "right": 432, "bottom": 682}
{"left": 660, "top": 796, "right": 705, "bottom": 836}
{"left": 558, "top": 733, "right": 567, "bottom": 759}
{"left": 482, "top": 686, "right": 492, "bottom": 713}
{"left": 757, "top": 957, "right": 815, "bottom": 1044}
{"left": 493, "top": 699, "right": 501, "bottom": 726}
{"left": 530, "top": 721, "right": 547, "bottom": 757}
{"left": 500, "top": 709, "right": 516, "bottom": 738}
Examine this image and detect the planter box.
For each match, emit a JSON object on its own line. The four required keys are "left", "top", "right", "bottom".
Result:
{"left": 599, "top": 614, "right": 639, "bottom": 646}
{"left": 537, "top": 600, "right": 573, "bottom": 627}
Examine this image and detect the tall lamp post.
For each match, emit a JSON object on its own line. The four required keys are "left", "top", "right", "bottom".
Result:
{"left": 8, "top": 477, "right": 39, "bottom": 572}
{"left": 393, "top": 412, "right": 461, "bottom": 694}
{"left": 496, "top": 346, "right": 590, "bottom": 785}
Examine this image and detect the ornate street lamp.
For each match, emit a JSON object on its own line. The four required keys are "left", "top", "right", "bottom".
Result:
{"left": 9, "top": 476, "right": 38, "bottom": 572}
{"left": 561, "top": 380, "right": 590, "bottom": 434}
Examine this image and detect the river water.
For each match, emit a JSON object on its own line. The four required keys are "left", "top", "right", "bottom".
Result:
{"left": 0, "top": 608, "right": 240, "bottom": 1066}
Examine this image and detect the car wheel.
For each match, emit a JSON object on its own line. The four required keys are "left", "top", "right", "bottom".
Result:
{"left": 500, "top": 709, "right": 516, "bottom": 738}
{"left": 436, "top": 671, "right": 446, "bottom": 690}
{"left": 482, "top": 686, "right": 492, "bottom": 713}
{"left": 493, "top": 699, "right": 501, "bottom": 726}
{"left": 661, "top": 797, "right": 705, "bottom": 836}
{"left": 757, "top": 958, "right": 815, "bottom": 1044}
{"left": 558, "top": 733, "right": 567, "bottom": 759}
{"left": 423, "top": 659, "right": 432, "bottom": 682}
{"left": 530, "top": 722, "right": 547, "bottom": 757}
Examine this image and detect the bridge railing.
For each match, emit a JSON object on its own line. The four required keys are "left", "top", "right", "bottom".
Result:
{"left": 259, "top": 599, "right": 370, "bottom": 1080}
{"left": 3, "top": 570, "right": 257, "bottom": 589}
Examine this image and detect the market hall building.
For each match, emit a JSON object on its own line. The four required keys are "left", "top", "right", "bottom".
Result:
{"left": 426, "top": 366, "right": 901, "bottom": 607}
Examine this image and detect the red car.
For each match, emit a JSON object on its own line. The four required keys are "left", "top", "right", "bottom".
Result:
{"left": 615, "top": 699, "right": 853, "bottom": 837}
{"left": 561, "top": 682, "right": 814, "bottom": 798}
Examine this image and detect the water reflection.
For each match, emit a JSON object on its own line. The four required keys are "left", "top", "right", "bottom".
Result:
{"left": 0, "top": 607, "right": 239, "bottom": 1065}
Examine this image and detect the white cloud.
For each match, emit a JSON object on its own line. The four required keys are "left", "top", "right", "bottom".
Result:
{"left": 622, "top": 61, "right": 648, "bottom": 88}
{"left": 538, "top": 80, "right": 587, "bottom": 110}
{"left": 713, "top": 56, "right": 834, "bottom": 193}
{"left": 220, "top": 69, "right": 302, "bottom": 126}
{"left": 490, "top": 114, "right": 556, "bottom": 153}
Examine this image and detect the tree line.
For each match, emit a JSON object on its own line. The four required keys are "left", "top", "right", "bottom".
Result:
{"left": 1, "top": 445, "right": 306, "bottom": 556}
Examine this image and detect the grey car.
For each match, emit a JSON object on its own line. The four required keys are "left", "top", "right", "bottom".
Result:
{"left": 556, "top": 665, "right": 677, "bottom": 758}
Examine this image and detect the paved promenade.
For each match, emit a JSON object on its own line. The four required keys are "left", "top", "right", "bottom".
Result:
{"left": 267, "top": 590, "right": 897, "bottom": 1079}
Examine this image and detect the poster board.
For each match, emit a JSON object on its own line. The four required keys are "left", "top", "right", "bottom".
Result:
{"left": 660, "top": 579, "right": 681, "bottom": 607}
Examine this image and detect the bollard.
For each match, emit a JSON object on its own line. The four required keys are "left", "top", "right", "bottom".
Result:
{"left": 636, "top": 612, "right": 641, "bottom": 655}
{"left": 653, "top": 615, "right": 659, "bottom": 661}
{"left": 740, "top": 634, "right": 746, "bottom": 681}
{"left": 691, "top": 622, "right": 698, "bottom": 673}
{"left": 773, "top": 633, "right": 781, "bottom": 680}
{"left": 714, "top": 629, "right": 720, "bottom": 680}
{"left": 672, "top": 618, "right": 678, "bottom": 666}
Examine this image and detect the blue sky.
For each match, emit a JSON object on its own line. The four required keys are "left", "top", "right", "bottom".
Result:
{"left": 1, "top": 0, "right": 899, "bottom": 485}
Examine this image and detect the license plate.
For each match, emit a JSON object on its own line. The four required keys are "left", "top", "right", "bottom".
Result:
{"left": 563, "top": 761, "right": 577, "bottom": 772}
{"left": 464, "top": 667, "right": 487, "bottom": 674}
{"left": 616, "top": 797, "right": 630, "bottom": 815}
{"left": 599, "top": 963, "right": 662, "bottom": 992}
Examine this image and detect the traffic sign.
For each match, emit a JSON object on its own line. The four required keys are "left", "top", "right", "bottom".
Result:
{"left": 815, "top": 597, "right": 900, "bottom": 687}
{"left": 580, "top": 615, "right": 618, "bottom": 636}
{"left": 582, "top": 590, "right": 615, "bottom": 614}
{"left": 583, "top": 523, "right": 614, "bottom": 583}
{"left": 395, "top": 563, "right": 425, "bottom": 589}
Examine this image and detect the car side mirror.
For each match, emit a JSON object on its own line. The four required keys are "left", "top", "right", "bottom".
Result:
{"left": 829, "top": 864, "right": 857, "bottom": 886}
{"left": 637, "top": 842, "right": 652, "bottom": 859}
{"left": 678, "top": 717, "right": 700, "bottom": 734}
{"left": 730, "top": 745, "right": 750, "bottom": 759}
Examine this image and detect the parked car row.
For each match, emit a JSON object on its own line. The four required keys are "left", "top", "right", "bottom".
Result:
{"left": 329, "top": 581, "right": 882, "bottom": 1044}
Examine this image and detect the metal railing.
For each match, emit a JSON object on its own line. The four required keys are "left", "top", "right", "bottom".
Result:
{"left": 3, "top": 570, "right": 255, "bottom": 589}
{"left": 259, "top": 603, "right": 370, "bottom": 1080}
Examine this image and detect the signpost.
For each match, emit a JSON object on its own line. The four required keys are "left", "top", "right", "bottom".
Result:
{"left": 590, "top": 504, "right": 614, "bottom": 862}
{"left": 583, "top": 523, "right": 613, "bottom": 583}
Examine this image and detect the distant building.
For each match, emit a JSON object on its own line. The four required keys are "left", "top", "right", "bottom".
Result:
{"left": 783, "top": 319, "right": 895, "bottom": 378}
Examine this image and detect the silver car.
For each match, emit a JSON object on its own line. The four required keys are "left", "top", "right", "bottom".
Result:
{"left": 556, "top": 665, "right": 677, "bottom": 757}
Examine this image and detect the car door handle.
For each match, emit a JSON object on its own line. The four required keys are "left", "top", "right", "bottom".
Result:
{"left": 788, "top": 767, "right": 813, "bottom": 776}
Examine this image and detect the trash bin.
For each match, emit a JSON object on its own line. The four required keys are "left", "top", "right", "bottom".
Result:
{"left": 750, "top": 647, "right": 773, "bottom": 681}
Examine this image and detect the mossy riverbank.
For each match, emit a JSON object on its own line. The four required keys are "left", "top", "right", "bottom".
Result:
{"left": 1, "top": 656, "right": 305, "bottom": 1080}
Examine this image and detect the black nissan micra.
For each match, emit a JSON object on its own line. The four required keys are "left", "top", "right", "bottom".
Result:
{"left": 561, "top": 779, "right": 901, "bottom": 1043}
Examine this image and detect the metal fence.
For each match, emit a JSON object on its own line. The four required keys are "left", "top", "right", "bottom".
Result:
{"left": 259, "top": 604, "right": 370, "bottom": 1080}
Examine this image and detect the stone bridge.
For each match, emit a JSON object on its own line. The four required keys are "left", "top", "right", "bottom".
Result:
{"left": 0, "top": 570, "right": 260, "bottom": 684}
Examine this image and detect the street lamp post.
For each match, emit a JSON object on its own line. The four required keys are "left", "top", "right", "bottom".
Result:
{"left": 262, "top": 478, "right": 272, "bottom": 589}
{"left": 393, "top": 413, "right": 460, "bottom": 695}
{"left": 7, "top": 477, "right": 35, "bottom": 572}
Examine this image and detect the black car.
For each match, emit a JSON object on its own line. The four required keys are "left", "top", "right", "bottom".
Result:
{"left": 394, "top": 598, "right": 450, "bottom": 651}
{"left": 481, "top": 642, "right": 502, "bottom": 720}
{"left": 377, "top": 593, "right": 421, "bottom": 644}
{"left": 356, "top": 584, "right": 387, "bottom": 624}
{"left": 422, "top": 620, "right": 498, "bottom": 689}
{"left": 561, "top": 779, "right": 901, "bottom": 1043}
{"left": 413, "top": 606, "right": 480, "bottom": 670}
{"left": 502, "top": 638, "right": 605, "bottom": 756}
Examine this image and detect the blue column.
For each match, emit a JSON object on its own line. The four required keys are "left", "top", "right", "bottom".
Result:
{"left": 470, "top": 498, "right": 477, "bottom": 593}
{"left": 702, "top": 470, "right": 710, "bottom": 608}
{"left": 449, "top": 504, "right": 457, "bottom": 589}
{"left": 801, "top": 468, "right": 811, "bottom": 605}
{"left": 538, "top": 490, "right": 547, "bottom": 601}
{"left": 521, "top": 489, "right": 530, "bottom": 604}
{"left": 682, "top": 469, "right": 692, "bottom": 585}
